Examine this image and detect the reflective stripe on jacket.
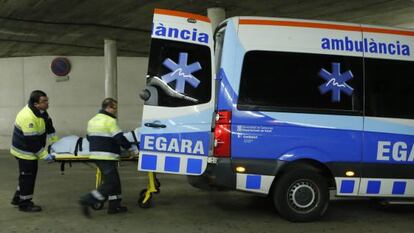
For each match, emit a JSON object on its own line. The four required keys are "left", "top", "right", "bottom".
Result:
{"left": 87, "top": 111, "right": 131, "bottom": 160}
{"left": 10, "top": 105, "right": 58, "bottom": 160}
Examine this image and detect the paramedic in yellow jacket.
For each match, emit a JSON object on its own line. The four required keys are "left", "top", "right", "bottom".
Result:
{"left": 79, "top": 98, "right": 136, "bottom": 217}
{"left": 10, "top": 90, "right": 58, "bottom": 212}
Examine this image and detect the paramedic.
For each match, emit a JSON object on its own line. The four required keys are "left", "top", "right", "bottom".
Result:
{"left": 79, "top": 98, "right": 137, "bottom": 217}
{"left": 10, "top": 90, "right": 59, "bottom": 212}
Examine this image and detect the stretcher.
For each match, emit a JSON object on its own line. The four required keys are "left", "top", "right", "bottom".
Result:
{"left": 48, "top": 129, "right": 160, "bottom": 209}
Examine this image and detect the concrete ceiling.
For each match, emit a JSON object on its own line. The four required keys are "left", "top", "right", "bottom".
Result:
{"left": 0, "top": 0, "right": 413, "bottom": 57}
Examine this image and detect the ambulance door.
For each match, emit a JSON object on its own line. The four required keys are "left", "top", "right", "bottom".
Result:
{"left": 360, "top": 26, "right": 414, "bottom": 196}
{"left": 138, "top": 9, "right": 215, "bottom": 175}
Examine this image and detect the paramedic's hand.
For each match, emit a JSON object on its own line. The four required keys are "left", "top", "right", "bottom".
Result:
{"left": 44, "top": 154, "right": 55, "bottom": 162}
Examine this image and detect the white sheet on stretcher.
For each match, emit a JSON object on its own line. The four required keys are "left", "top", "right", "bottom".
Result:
{"left": 50, "top": 128, "right": 140, "bottom": 160}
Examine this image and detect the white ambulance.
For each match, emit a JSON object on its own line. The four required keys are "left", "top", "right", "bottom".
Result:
{"left": 138, "top": 9, "right": 414, "bottom": 221}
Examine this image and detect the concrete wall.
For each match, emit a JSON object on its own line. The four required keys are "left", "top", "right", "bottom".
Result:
{"left": 0, "top": 56, "right": 148, "bottom": 149}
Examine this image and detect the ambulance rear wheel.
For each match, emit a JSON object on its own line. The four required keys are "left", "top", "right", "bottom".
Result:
{"left": 273, "top": 169, "right": 329, "bottom": 222}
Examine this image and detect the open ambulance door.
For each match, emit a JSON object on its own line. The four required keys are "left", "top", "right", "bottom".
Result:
{"left": 138, "top": 9, "right": 215, "bottom": 176}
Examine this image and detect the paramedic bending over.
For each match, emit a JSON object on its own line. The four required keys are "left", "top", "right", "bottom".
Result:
{"left": 79, "top": 98, "right": 138, "bottom": 217}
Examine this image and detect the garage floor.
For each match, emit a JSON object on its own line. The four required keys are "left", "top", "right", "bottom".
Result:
{"left": 1, "top": 150, "right": 413, "bottom": 233}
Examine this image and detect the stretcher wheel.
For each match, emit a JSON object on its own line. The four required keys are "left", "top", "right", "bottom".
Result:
{"left": 138, "top": 189, "right": 152, "bottom": 209}
{"left": 140, "top": 189, "right": 147, "bottom": 197}
{"left": 91, "top": 202, "right": 104, "bottom": 210}
{"left": 155, "top": 177, "right": 161, "bottom": 188}
{"left": 154, "top": 177, "right": 161, "bottom": 194}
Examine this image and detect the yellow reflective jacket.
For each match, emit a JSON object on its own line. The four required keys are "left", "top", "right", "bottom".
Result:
{"left": 10, "top": 105, "right": 59, "bottom": 160}
{"left": 87, "top": 110, "right": 131, "bottom": 160}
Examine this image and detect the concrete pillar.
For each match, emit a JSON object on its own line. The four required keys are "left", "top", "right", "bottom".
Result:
{"left": 207, "top": 7, "right": 226, "bottom": 32}
{"left": 104, "top": 39, "right": 117, "bottom": 99}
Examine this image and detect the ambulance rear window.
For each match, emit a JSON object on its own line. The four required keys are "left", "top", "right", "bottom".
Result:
{"left": 147, "top": 39, "right": 211, "bottom": 107}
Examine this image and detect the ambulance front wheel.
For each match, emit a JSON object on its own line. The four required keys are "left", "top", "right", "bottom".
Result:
{"left": 272, "top": 169, "right": 329, "bottom": 222}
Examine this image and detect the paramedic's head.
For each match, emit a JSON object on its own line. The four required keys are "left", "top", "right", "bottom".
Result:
{"left": 29, "top": 90, "right": 49, "bottom": 111}
{"left": 102, "top": 98, "right": 118, "bottom": 116}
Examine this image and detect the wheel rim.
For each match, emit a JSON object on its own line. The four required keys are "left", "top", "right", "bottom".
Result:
{"left": 287, "top": 180, "right": 319, "bottom": 213}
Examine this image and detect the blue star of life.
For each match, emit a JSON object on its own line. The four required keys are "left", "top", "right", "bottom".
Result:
{"left": 161, "top": 52, "right": 202, "bottom": 93}
{"left": 318, "top": 62, "right": 354, "bottom": 102}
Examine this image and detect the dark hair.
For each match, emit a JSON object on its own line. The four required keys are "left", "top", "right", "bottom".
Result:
{"left": 101, "top": 98, "right": 118, "bottom": 109}
{"left": 28, "top": 90, "right": 47, "bottom": 105}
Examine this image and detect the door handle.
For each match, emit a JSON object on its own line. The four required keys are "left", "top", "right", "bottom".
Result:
{"left": 144, "top": 122, "right": 166, "bottom": 128}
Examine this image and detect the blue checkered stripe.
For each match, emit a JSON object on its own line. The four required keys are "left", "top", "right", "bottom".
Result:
{"left": 138, "top": 152, "right": 207, "bottom": 175}
{"left": 336, "top": 177, "right": 414, "bottom": 197}
{"left": 236, "top": 173, "right": 275, "bottom": 194}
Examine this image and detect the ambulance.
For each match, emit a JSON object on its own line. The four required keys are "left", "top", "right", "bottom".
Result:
{"left": 138, "top": 8, "right": 414, "bottom": 221}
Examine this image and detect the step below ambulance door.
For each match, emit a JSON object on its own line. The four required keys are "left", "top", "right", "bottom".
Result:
{"left": 138, "top": 9, "right": 215, "bottom": 176}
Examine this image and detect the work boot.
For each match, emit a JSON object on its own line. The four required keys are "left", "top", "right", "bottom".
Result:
{"left": 78, "top": 199, "right": 91, "bottom": 218}
{"left": 107, "top": 200, "right": 127, "bottom": 214}
{"left": 11, "top": 191, "right": 20, "bottom": 206}
{"left": 107, "top": 206, "right": 128, "bottom": 214}
{"left": 19, "top": 201, "right": 42, "bottom": 212}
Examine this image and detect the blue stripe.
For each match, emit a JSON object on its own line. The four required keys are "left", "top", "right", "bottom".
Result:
{"left": 141, "top": 154, "right": 157, "bottom": 170}
{"left": 392, "top": 181, "right": 406, "bottom": 195}
{"left": 217, "top": 68, "right": 236, "bottom": 110}
{"left": 365, "top": 117, "right": 414, "bottom": 136}
{"left": 262, "top": 112, "right": 363, "bottom": 131}
{"left": 340, "top": 180, "right": 355, "bottom": 193}
{"left": 164, "top": 156, "right": 180, "bottom": 172}
{"left": 367, "top": 181, "right": 381, "bottom": 194}
{"left": 231, "top": 123, "right": 362, "bottom": 161}
{"left": 246, "top": 175, "right": 261, "bottom": 189}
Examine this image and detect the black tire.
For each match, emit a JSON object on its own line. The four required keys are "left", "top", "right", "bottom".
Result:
{"left": 140, "top": 189, "right": 147, "bottom": 197}
{"left": 155, "top": 177, "right": 161, "bottom": 188}
{"left": 273, "top": 169, "right": 329, "bottom": 222}
{"left": 138, "top": 191, "right": 152, "bottom": 209}
{"left": 91, "top": 202, "right": 104, "bottom": 210}
{"left": 154, "top": 176, "right": 161, "bottom": 194}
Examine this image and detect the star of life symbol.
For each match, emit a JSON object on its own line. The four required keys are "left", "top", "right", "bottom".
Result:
{"left": 161, "top": 52, "right": 202, "bottom": 93}
{"left": 318, "top": 62, "right": 354, "bottom": 102}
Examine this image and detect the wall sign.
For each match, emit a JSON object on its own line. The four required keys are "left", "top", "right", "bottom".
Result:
{"left": 51, "top": 57, "right": 71, "bottom": 77}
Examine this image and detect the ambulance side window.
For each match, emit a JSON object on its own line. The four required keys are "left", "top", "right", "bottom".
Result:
{"left": 365, "top": 58, "right": 414, "bottom": 119}
{"left": 147, "top": 39, "right": 211, "bottom": 107}
{"left": 237, "top": 50, "right": 363, "bottom": 114}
